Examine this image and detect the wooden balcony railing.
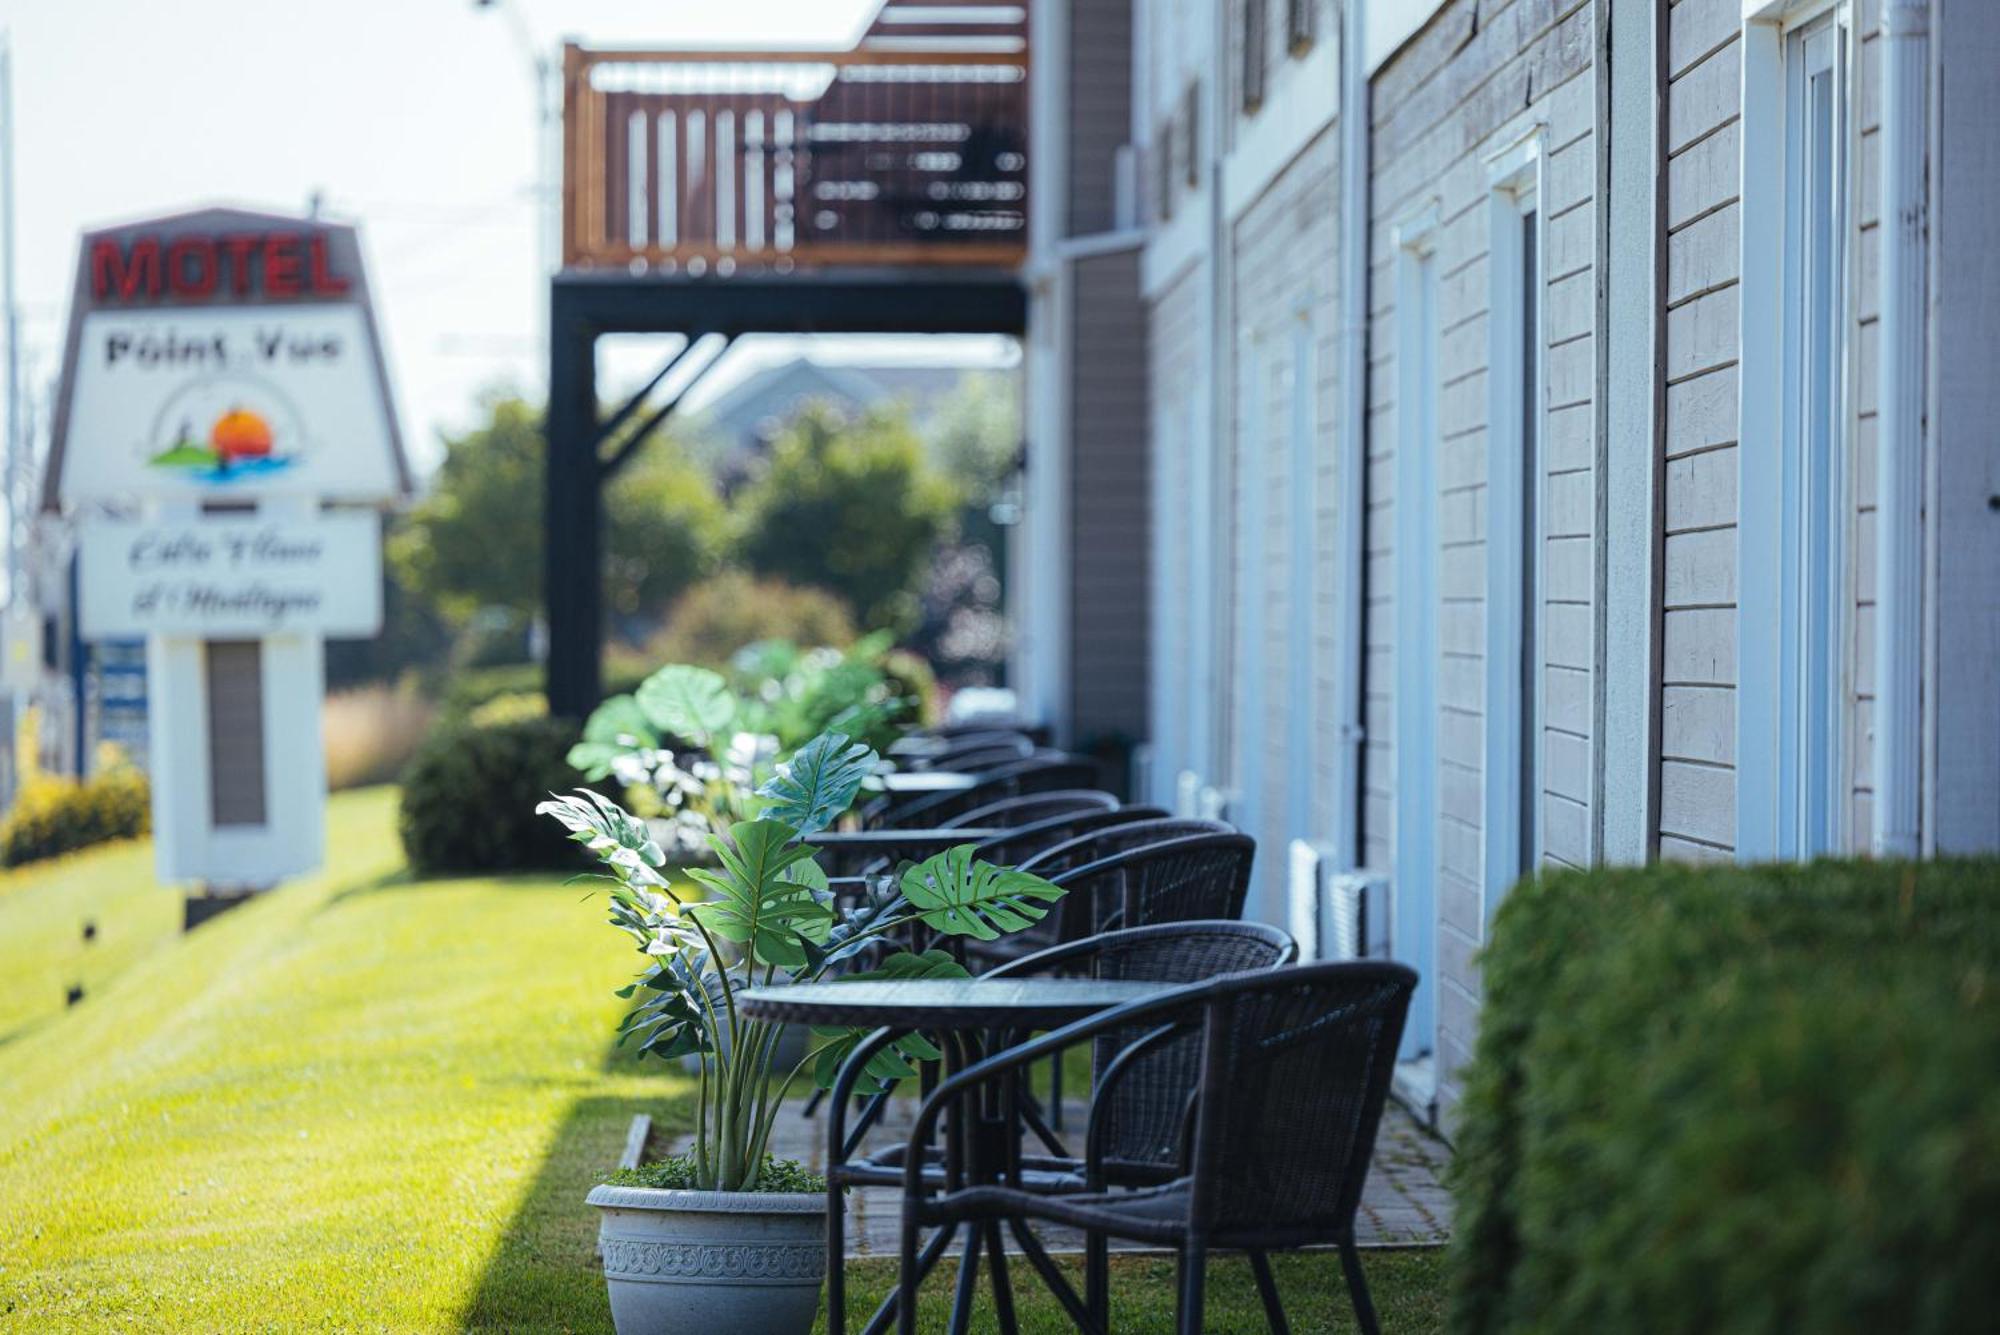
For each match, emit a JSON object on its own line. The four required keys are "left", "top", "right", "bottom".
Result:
{"left": 561, "top": 10, "right": 1028, "bottom": 273}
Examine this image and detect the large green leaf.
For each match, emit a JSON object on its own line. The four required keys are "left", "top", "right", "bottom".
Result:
{"left": 808, "top": 949, "right": 964, "bottom": 1090}
{"left": 899, "top": 845, "right": 1066, "bottom": 942}
{"left": 635, "top": 664, "right": 735, "bottom": 746}
{"left": 684, "top": 818, "right": 832, "bottom": 968}
{"left": 566, "top": 694, "right": 659, "bottom": 779}
{"left": 756, "top": 731, "right": 879, "bottom": 836}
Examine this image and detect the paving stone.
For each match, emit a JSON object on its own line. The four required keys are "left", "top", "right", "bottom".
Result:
{"left": 701, "top": 1096, "right": 1453, "bottom": 1259}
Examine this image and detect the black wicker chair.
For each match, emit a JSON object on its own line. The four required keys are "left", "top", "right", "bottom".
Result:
{"left": 1017, "top": 818, "right": 1237, "bottom": 878}
{"left": 962, "top": 823, "right": 1252, "bottom": 971}
{"left": 821, "top": 920, "right": 1298, "bottom": 1335}
{"left": 914, "top": 734, "right": 1037, "bottom": 773}
{"left": 964, "top": 805, "right": 1174, "bottom": 868}
{"left": 944, "top": 788, "right": 1122, "bottom": 829}
{"left": 895, "top": 961, "right": 1417, "bottom": 1335}
{"left": 868, "top": 752, "right": 1101, "bottom": 829}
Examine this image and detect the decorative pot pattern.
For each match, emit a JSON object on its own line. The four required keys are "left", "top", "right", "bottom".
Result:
{"left": 586, "top": 1184, "right": 828, "bottom": 1335}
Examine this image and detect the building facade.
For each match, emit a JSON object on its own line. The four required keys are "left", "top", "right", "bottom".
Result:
{"left": 1016, "top": 0, "right": 2000, "bottom": 1129}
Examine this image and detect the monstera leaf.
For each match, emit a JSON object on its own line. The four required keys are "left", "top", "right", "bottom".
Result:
{"left": 808, "top": 948, "right": 964, "bottom": 1090}
{"left": 536, "top": 790, "right": 669, "bottom": 886}
{"left": 566, "top": 694, "right": 660, "bottom": 779}
{"left": 756, "top": 732, "right": 878, "bottom": 836}
{"left": 636, "top": 664, "right": 735, "bottom": 746}
{"left": 684, "top": 819, "right": 833, "bottom": 968}
{"left": 899, "top": 845, "right": 1065, "bottom": 942}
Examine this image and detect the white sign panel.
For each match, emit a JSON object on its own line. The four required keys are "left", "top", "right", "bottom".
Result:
{"left": 58, "top": 305, "right": 402, "bottom": 504}
{"left": 80, "top": 511, "right": 383, "bottom": 638}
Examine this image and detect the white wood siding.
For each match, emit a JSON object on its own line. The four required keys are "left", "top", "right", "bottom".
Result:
{"left": 1226, "top": 123, "right": 1343, "bottom": 922}
{"left": 1366, "top": 0, "right": 1598, "bottom": 1120}
{"left": 1659, "top": 0, "right": 1742, "bottom": 859}
{"left": 1148, "top": 267, "right": 1208, "bottom": 805}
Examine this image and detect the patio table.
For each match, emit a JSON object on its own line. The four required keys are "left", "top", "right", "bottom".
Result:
{"left": 804, "top": 827, "right": 1001, "bottom": 880}
{"left": 879, "top": 770, "right": 980, "bottom": 793}
{"left": 739, "top": 978, "right": 1172, "bottom": 1335}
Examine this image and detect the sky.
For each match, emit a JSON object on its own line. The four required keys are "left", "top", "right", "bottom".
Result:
{"left": 0, "top": 0, "right": 1015, "bottom": 478}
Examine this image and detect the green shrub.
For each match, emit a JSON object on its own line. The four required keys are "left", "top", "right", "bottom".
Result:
{"left": 397, "top": 717, "right": 592, "bottom": 875}
{"left": 437, "top": 662, "right": 544, "bottom": 720}
{"left": 645, "top": 571, "right": 857, "bottom": 670}
{"left": 466, "top": 691, "right": 547, "bottom": 728}
{"left": 1449, "top": 859, "right": 2000, "bottom": 1335}
{"left": 0, "top": 762, "right": 150, "bottom": 867}
{"left": 881, "top": 648, "right": 940, "bottom": 730}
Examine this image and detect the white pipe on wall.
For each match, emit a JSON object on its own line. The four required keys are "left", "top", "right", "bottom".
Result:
{"left": 1331, "top": 0, "right": 1369, "bottom": 871}
{"left": 1873, "top": 0, "right": 1929, "bottom": 858}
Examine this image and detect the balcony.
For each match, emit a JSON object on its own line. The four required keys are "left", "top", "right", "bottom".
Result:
{"left": 559, "top": 3, "right": 1028, "bottom": 273}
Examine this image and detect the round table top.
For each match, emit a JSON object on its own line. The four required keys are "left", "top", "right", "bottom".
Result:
{"left": 879, "top": 770, "right": 980, "bottom": 793}
{"left": 803, "top": 828, "right": 1001, "bottom": 850}
{"left": 737, "top": 977, "right": 1170, "bottom": 1030}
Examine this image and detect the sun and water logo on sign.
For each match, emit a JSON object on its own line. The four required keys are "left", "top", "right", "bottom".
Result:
{"left": 144, "top": 376, "right": 304, "bottom": 485}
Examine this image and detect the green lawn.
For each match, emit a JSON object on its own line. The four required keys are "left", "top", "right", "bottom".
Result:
{"left": 0, "top": 788, "right": 1444, "bottom": 1332}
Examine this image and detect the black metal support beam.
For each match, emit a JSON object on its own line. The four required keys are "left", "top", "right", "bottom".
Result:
{"left": 599, "top": 333, "right": 734, "bottom": 481}
{"left": 551, "top": 268, "right": 1028, "bottom": 338}
{"left": 592, "top": 334, "right": 705, "bottom": 451}
{"left": 545, "top": 295, "right": 603, "bottom": 719}
{"left": 542, "top": 267, "right": 1027, "bottom": 719}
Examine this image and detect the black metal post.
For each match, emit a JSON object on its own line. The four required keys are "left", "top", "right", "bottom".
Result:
{"left": 544, "top": 295, "right": 602, "bottom": 718}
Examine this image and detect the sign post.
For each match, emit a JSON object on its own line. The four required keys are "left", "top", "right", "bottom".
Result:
{"left": 45, "top": 206, "right": 408, "bottom": 906}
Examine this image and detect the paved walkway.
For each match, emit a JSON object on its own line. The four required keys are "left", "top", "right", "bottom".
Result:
{"left": 738, "top": 1095, "right": 1452, "bottom": 1257}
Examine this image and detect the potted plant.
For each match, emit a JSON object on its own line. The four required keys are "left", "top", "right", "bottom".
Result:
{"left": 565, "top": 658, "right": 912, "bottom": 862}
{"left": 540, "top": 726, "right": 1063, "bottom": 1335}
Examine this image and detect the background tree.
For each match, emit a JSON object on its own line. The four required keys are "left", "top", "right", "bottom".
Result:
{"left": 734, "top": 405, "right": 961, "bottom": 634}
{"left": 389, "top": 394, "right": 726, "bottom": 640}
{"left": 926, "top": 369, "right": 1022, "bottom": 503}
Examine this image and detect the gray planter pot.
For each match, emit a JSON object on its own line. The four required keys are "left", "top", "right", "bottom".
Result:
{"left": 586, "top": 1184, "right": 828, "bottom": 1335}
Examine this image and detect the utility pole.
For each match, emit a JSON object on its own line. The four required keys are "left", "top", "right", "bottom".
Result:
{"left": 474, "top": 0, "right": 556, "bottom": 383}
{"left": 2, "top": 32, "right": 20, "bottom": 609}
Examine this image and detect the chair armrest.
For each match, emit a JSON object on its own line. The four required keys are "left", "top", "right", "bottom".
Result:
{"left": 1081, "top": 1020, "right": 1198, "bottom": 1188}
{"left": 900, "top": 983, "right": 1213, "bottom": 1199}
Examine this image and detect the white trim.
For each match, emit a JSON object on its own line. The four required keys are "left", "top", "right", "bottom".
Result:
{"left": 1330, "top": 0, "right": 1370, "bottom": 874}
{"left": 1231, "top": 325, "right": 1272, "bottom": 896}
{"left": 1874, "top": 0, "right": 1928, "bottom": 856}
{"left": 1366, "top": 0, "right": 1450, "bottom": 75}
{"left": 1141, "top": 203, "right": 1209, "bottom": 297}
{"left": 1392, "top": 202, "right": 1441, "bottom": 1062}
{"left": 1284, "top": 299, "right": 1319, "bottom": 874}
{"left": 1735, "top": 20, "right": 1784, "bottom": 861}
{"left": 1484, "top": 137, "right": 1546, "bottom": 916}
{"left": 1018, "top": 270, "right": 1074, "bottom": 739}
{"left": 1737, "top": 6, "right": 1853, "bottom": 861}
{"left": 1601, "top": 0, "right": 1661, "bottom": 865}
{"left": 1051, "top": 228, "right": 1148, "bottom": 261}
{"left": 1220, "top": 28, "right": 1340, "bottom": 222}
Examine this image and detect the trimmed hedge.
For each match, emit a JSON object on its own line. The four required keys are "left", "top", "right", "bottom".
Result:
{"left": 397, "top": 716, "right": 593, "bottom": 875}
{"left": 0, "top": 765, "right": 150, "bottom": 867}
{"left": 1449, "top": 859, "right": 2000, "bottom": 1335}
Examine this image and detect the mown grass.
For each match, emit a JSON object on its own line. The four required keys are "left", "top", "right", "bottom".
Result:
{"left": 0, "top": 787, "right": 1447, "bottom": 1332}
{"left": 0, "top": 787, "right": 668, "bottom": 1331}
{"left": 829, "top": 1249, "right": 1447, "bottom": 1333}
{"left": 0, "top": 821, "right": 175, "bottom": 1053}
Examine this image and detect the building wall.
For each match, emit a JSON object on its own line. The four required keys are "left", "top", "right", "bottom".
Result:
{"left": 1071, "top": 0, "right": 1137, "bottom": 237}
{"left": 1848, "top": 0, "right": 1883, "bottom": 852}
{"left": 1659, "top": 0, "right": 1884, "bottom": 860}
{"left": 1365, "top": 0, "right": 1599, "bottom": 1119}
{"left": 1226, "top": 123, "right": 1342, "bottom": 925}
{"left": 1659, "top": 0, "right": 1743, "bottom": 860}
{"left": 1147, "top": 264, "right": 1208, "bottom": 805}
{"left": 1068, "top": 249, "right": 1153, "bottom": 746}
